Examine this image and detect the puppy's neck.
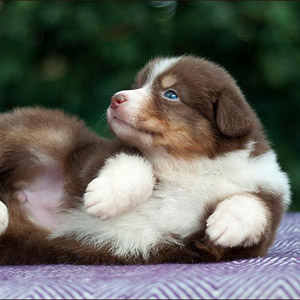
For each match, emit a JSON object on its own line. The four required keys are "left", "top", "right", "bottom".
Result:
{"left": 142, "top": 148, "right": 201, "bottom": 174}
{"left": 142, "top": 142, "right": 256, "bottom": 176}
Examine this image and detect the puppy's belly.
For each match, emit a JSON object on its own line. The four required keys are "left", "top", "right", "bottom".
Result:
{"left": 15, "top": 165, "right": 64, "bottom": 231}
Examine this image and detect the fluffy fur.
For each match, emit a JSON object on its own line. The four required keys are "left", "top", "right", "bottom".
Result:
{"left": 0, "top": 202, "right": 8, "bottom": 235}
{"left": 84, "top": 153, "right": 155, "bottom": 221}
{"left": 0, "top": 55, "right": 290, "bottom": 265}
{"left": 53, "top": 144, "right": 289, "bottom": 259}
{"left": 206, "top": 194, "right": 269, "bottom": 247}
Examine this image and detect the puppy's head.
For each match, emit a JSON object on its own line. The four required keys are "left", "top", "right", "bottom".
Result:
{"left": 107, "top": 56, "right": 258, "bottom": 159}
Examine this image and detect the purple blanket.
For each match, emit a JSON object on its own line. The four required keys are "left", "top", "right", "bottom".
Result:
{"left": 0, "top": 213, "right": 299, "bottom": 299}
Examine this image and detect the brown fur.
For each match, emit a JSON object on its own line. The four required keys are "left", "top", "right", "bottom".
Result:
{"left": 132, "top": 56, "right": 269, "bottom": 160}
{"left": 0, "top": 56, "right": 286, "bottom": 265}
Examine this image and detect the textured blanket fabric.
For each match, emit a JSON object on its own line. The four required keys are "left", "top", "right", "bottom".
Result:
{"left": 0, "top": 213, "right": 299, "bottom": 299}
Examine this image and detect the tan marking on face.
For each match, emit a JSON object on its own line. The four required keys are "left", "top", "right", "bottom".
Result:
{"left": 136, "top": 97, "right": 216, "bottom": 159}
{"left": 152, "top": 120, "right": 216, "bottom": 159}
{"left": 161, "top": 75, "right": 178, "bottom": 89}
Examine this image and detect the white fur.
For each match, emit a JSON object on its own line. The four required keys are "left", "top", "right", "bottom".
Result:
{"left": 107, "top": 87, "right": 153, "bottom": 145}
{"left": 0, "top": 201, "right": 8, "bottom": 235}
{"left": 53, "top": 144, "right": 290, "bottom": 259}
{"left": 206, "top": 194, "right": 269, "bottom": 247}
{"left": 84, "top": 153, "right": 155, "bottom": 221}
{"left": 113, "top": 87, "right": 151, "bottom": 113}
{"left": 147, "top": 57, "right": 181, "bottom": 86}
{"left": 107, "top": 108, "right": 152, "bottom": 146}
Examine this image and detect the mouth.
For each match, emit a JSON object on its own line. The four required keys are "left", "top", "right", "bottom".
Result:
{"left": 112, "top": 116, "right": 139, "bottom": 131}
{"left": 108, "top": 111, "right": 157, "bottom": 136}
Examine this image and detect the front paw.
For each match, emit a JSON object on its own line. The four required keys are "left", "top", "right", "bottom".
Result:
{"left": 0, "top": 201, "right": 8, "bottom": 235}
{"left": 84, "top": 177, "right": 129, "bottom": 221}
{"left": 206, "top": 194, "right": 269, "bottom": 248}
{"left": 84, "top": 153, "right": 155, "bottom": 221}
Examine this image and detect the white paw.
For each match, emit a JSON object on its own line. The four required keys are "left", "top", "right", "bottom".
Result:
{"left": 84, "top": 153, "right": 155, "bottom": 221}
{"left": 0, "top": 201, "right": 9, "bottom": 235}
{"left": 206, "top": 194, "right": 269, "bottom": 248}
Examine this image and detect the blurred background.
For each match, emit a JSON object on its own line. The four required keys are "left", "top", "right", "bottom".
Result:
{"left": 0, "top": 1, "right": 299, "bottom": 210}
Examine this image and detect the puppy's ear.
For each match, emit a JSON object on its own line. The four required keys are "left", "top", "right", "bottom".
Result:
{"left": 215, "top": 88, "right": 251, "bottom": 138}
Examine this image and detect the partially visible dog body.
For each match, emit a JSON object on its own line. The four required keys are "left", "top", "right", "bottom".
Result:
{"left": 0, "top": 56, "right": 290, "bottom": 265}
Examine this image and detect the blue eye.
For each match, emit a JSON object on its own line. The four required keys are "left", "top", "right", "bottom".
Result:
{"left": 163, "top": 90, "right": 179, "bottom": 101}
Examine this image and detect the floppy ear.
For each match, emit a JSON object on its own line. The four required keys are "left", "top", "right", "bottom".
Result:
{"left": 215, "top": 88, "right": 251, "bottom": 138}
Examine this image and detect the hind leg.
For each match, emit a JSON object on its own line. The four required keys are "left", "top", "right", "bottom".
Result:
{"left": 0, "top": 108, "right": 99, "bottom": 231}
{"left": 0, "top": 201, "right": 8, "bottom": 235}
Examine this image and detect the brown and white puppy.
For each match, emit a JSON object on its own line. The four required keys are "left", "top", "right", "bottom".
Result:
{"left": 0, "top": 56, "right": 290, "bottom": 265}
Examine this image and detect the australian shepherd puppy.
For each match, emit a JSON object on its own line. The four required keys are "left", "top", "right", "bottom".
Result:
{"left": 0, "top": 56, "right": 290, "bottom": 264}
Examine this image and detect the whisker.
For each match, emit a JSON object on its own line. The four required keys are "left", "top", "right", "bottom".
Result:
{"left": 94, "top": 112, "right": 108, "bottom": 132}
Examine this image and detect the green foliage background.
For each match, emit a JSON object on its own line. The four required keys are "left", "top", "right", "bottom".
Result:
{"left": 0, "top": 1, "right": 299, "bottom": 210}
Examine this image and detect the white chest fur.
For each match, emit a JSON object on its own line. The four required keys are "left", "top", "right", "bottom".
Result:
{"left": 53, "top": 145, "right": 290, "bottom": 259}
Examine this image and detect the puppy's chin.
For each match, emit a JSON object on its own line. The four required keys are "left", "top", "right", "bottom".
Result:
{"left": 107, "top": 109, "right": 153, "bottom": 149}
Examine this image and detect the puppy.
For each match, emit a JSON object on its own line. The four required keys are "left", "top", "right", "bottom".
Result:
{"left": 0, "top": 56, "right": 290, "bottom": 265}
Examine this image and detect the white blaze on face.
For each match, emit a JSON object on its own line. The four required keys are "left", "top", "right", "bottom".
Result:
{"left": 146, "top": 57, "right": 181, "bottom": 87}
